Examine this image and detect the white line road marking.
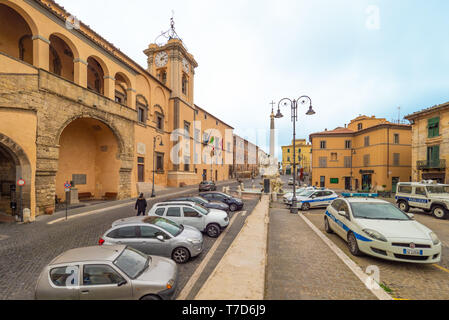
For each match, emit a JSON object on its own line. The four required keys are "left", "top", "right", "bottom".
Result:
{"left": 176, "top": 211, "right": 245, "bottom": 300}
{"left": 299, "top": 212, "right": 393, "bottom": 300}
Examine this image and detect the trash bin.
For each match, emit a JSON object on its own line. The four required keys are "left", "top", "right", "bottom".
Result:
{"left": 264, "top": 179, "right": 270, "bottom": 194}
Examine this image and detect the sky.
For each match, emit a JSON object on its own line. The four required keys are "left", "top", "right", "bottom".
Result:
{"left": 56, "top": 0, "right": 449, "bottom": 159}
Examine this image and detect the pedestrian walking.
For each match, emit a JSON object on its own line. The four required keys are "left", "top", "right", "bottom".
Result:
{"left": 135, "top": 193, "right": 148, "bottom": 216}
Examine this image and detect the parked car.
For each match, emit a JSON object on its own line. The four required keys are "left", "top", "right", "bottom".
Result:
{"left": 325, "top": 197, "right": 442, "bottom": 263}
{"left": 291, "top": 189, "right": 339, "bottom": 211}
{"left": 35, "top": 245, "right": 177, "bottom": 300}
{"left": 200, "top": 192, "right": 244, "bottom": 212}
{"left": 199, "top": 181, "right": 217, "bottom": 192}
{"left": 288, "top": 178, "right": 299, "bottom": 186}
{"left": 395, "top": 181, "right": 449, "bottom": 219}
{"left": 165, "top": 196, "right": 229, "bottom": 212}
{"left": 148, "top": 201, "right": 229, "bottom": 238}
{"left": 101, "top": 216, "right": 203, "bottom": 264}
{"left": 283, "top": 187, "right": 316, "bottom": 205}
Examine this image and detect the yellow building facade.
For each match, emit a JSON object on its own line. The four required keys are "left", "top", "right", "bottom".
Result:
{"left": 0, "top": 0, "right": 235, "bottom": 218}
{"left": 310, "top": 116, "right": 412, "bottom": 192}
{"left": 281, "top": 139, "right": 312, "bottom": 179}
{"left": 405, "top": 102, "right": 449, "bottom": 183}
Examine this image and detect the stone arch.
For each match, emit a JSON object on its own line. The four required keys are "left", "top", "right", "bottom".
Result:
{"left": 0, "top": 133, "right": 32, "bottom": 216}
{"left": 54, "top": 114, "right": 126, "bottom": 157}
{"left": 0, "top": 1, "right": 39, "bottom": 36}
{"left": 49, "top": 34, "right": 76, "bottom": 82}
{"left": 136, "top": 94, "right": 149, "bottom": 107}
{"left": 49, "top": 32, "right": 79, "bottom": 60}
{"left": 87, "top": 55, "right": 109, "bottom": 95}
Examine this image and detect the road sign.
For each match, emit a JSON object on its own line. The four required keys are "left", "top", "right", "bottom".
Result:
{"left": 17, "top": 179, "right": 25, "bottom": 187}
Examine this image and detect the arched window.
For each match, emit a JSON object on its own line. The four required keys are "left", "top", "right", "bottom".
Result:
{"left": 182, "top": 74, "right": 188, "bottom": 95}
{"left": 158, "top": 70, "right": 167, "bottom": 84}
{"left": 87, "top": 57, "right": 105, "bottom": 95}
{"left": 49, "top": 35, "right": 75, "bottom": 81}
{"left": 136, "top": 96, "right": 148, "bottom": 124}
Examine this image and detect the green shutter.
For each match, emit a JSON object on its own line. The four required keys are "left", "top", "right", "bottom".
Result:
{"left": 428, "top": 117, "right": 440, "bottom": 138}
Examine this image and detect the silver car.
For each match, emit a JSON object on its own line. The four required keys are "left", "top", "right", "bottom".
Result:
{"left": 102, "top": 216, "right": 203, "bottom": 264}
{"left": 35, "top": 245, "right": 177, "bottom": 300}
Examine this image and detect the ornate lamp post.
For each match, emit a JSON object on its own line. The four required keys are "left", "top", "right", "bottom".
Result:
{"left": 275, "top": 96, "right": 316, "bottom": 214}
{"left": 151, "top": 135, "right": 164, "bottom": 198}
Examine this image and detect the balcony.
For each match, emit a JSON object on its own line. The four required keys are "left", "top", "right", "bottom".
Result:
{"left": 417, "top": 159, "right": 446, "bottom": 170}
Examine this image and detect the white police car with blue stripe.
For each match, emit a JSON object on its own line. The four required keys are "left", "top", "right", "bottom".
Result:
{"left": 324, "top": 196, "right": 442, "bottom": 263}
{"left": 292, "top": 189, "right": 338, "bottom": 211}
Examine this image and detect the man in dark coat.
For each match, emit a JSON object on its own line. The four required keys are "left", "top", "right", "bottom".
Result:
{"left": 135, "top": 193, "right": 148, "bottom": 216}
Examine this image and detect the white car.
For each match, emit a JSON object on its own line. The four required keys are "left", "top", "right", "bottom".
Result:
{"left": 324, "top": 197, "right": 442, "bottom": 264}
{"left": 283, "top": 187, "right": 315, "bottom": 205}
{"left": 290, "top": 189, "right": 338, "bottom": 211}
{"left": 147, "top": 201, "right": 229, "bottom": 238}
{"left": 288, "top": 178, "right": 299, "bottom": 186}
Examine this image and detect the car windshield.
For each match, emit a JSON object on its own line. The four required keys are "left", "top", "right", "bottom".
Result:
{"left": 194, "top": 204, "right": 209, "bottom": 215}
{"left": 143, "top": 216, "right": 183, "bottom": 236}
{"left": 426, "top": 185, "right": 449, "bottom": 194}
{"left": 350, "top": 202, "right": 411, "bottom": 221}
{"left": 114, "top": 247, "right": 150, "bottom": 279}
{"left": 193, "top": 197, "right": 208, "bottom": 204}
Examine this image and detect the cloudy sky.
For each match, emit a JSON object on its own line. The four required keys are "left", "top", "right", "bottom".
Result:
{"left": 56, "top": 0, "right": 449, "bottom": 159}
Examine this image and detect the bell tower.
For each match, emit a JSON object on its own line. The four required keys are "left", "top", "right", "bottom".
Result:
{"left": 144, "top": 18, "right": 198, "bottom": 106}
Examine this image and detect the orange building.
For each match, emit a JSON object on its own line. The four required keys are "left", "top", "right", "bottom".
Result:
{"left": 310, "top": 116, "right": 412, "bottom": 192}
{"left": 0, "top": 0, "right": 237, "bottom": 218}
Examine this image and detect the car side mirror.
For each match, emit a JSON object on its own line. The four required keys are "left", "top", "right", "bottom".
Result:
{"left": 311, "top": 196, "right": 316, "bottom": 199}
{"left": 118, "top": 280, "right": 127, "bottom": 287}
{"left": 407, "top": 213, "right": 415, "bottom": 220}
{"left": 338, "top": 211, "right": 347, "bottom": 217}
{"left": 156, "top": 235, "right": 165, "bottom": 242}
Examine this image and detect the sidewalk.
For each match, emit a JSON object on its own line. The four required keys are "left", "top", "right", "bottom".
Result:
{"left": 20, "top": 179, "right": 244, "bottom": 226}
{"left": 265, "top": 202, "right": 377, "bottom": 300}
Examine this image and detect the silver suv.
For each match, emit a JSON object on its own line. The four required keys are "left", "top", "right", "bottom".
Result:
{"left": 102, "top": 216, "right": 204, "bottom": 264}
{"left": 395, "top": 181, "right": 449, "bottom": 219}
{"left": 148, "top": 201, "right": 229, "bottom": 238}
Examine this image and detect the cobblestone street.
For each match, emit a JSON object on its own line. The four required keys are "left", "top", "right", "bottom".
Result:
{"left": 0, "top": 180, "right": 259, "bottom": 300}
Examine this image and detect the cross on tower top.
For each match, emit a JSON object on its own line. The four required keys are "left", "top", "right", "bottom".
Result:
{"left": 270, "top": 101, "right": 276, "bottom": 113}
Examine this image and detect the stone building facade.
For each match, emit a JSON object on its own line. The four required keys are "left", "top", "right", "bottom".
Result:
{"left": 0, "top": 0, "right": 237, "bottom": 218}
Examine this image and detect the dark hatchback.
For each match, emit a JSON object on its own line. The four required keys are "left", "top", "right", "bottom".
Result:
{"left": 200, "top": 192, "right": 244, "bottom": 212}
{"left": 199, "top": 181, "right": 217, "bottom": 192}
{"left": 165, "top": 196, "right": 229, "bottom": 212}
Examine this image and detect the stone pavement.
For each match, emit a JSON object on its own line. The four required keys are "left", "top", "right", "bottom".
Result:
{"left": 265, "top": 202, "right": 377, "bottom": 300}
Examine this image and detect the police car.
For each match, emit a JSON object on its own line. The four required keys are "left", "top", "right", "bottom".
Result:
{"left": 291, "top": 189, "right": 338, "bottom": 211}
{"left": 324, "top": 195, "right": 442, "bottom": 263}
{"left": 283, "top": 187, "right": 315, "bottom": 205}
{"left": 395, "top": 181, "right": 449, "bottom": 219}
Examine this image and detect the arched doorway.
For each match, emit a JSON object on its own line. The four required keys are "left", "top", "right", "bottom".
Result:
{"left": 0, "top": 135, "right": 32, "bottom": 217}
{"left": 0, "top": 3, "right": 34, "bottom": 64}
{"left": 55, "top": 118, "right": 121, "bottom": 201}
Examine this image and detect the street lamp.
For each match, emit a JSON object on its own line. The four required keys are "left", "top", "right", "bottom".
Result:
{"left": 151, "top": 135, "right": 164, "bottom": 198}
{"left": 275, "top": 96, "right": 315, "bottom": 214}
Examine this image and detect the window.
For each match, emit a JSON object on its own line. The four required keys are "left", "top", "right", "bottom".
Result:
{"left": 137, "top": 157, "right": 144, "bottom": 182}
{"left": 364, "top": 136, "right": 370, "bottom": 147}
{"left": 398, "top": 186, "right": 412, "bottom": 194}
{"left": 184, "top": 156, "right": 190, "bottom": 172}
{"left": 137, "top": 106, "right": 145, "bottom": 123}
{"left": 287, "top": 149, "right": 290, "bottom": 153}
{"left": 166, "top": 207, "right": 181, "bottom": 217}
{"left": 109, "top": 226, "right": 138, "bottom": 239}
{"left": 182, "top": 74, "right": 188, "bottom": 95}
{"left": 319, "top": 157, "right": 327, "bottom": 168}
{"left": 158, "top": 70, "right": 167, "bottom": 84}
{"left": 287, "top": 157, "right": 290, "bottom": 162}
{"left": 331, "top": 153, "right": 338, "bottom": 161}
{"left": 358, "top": 123, "right": 363, "bottom": 131}
{"left": 194, "top": 129, "right": 200, "bottom": 141}
{"left": 139, "top": 226, "right": 160, "bottom": 239}
{"left": 428, "top": 117, "right": 440, "bottom": 138}
{"left": 363, "top": 154, "right": 370, "bottom": 167}
{"left": 345, "top": 140, "right": 352, "bottom": 149}
{"left": 115, "top": 90, "right": 126, "bottom": 105}
{"left": 320, "top": 141, "right": 327, "bottom": 149}
{"left": 184, "top": 121, "right": 190, "bottom": 137}
{"left": 156, "top": 112, "right": 164, "bottom": 130}
{"left": 50, "top": 266, "right": 79, "bottom": 287}
{"left": 154, "top": 208, "right": 165, "bottom": 216}
{"left": 427, "top": 145, "right": 440, "bottom": 165}
{"left": 156, "top": 153, "right": 164, "bottom": 172}
{"left": 183, "top": 207, "right": 201, "bottom": 218}
{"left": 344, "top": 156, "right": 352, "bottom": 168}
{"left": 415, "top": 187, "right": 426, "bottom": 196}
{"left": 393, "top": 153, "right": 400, "bottom": 166}
{"left": 83, "top": 265, "right": 125, "bottom": 286}
{"left": 394, "top": 134, "right": 399, "bottom": 144}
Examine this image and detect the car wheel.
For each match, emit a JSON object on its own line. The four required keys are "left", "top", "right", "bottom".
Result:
{"left": 140, "top": 294, "right": 161, "bottom": 300}
{"left": 172, "top": 247, "right": 191, "bottom": 264}
{"left": 230, "top": 204, "right": 238, "bottom": 212}
{"left": 301, "top": 202, "right": 310, "bottom": 211}
{"left": 432, "top": 205, "right": 447, "bottom": 219}
{"left": 347, "top": 232, "right": 363, "bottom": 256}
{"left": 398, "top": 200, "right": 409, "bottom": 213}
{"left": 206, "top": 223, "right": 221, "bottom": 238}
{"left": 324, "top": 217, "right": 333, "bottom": 234}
